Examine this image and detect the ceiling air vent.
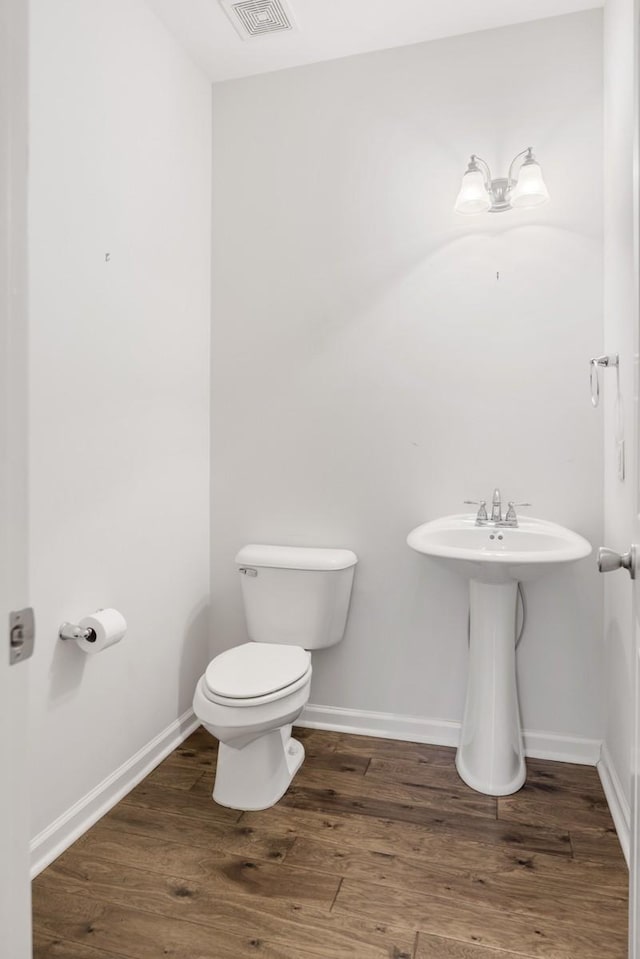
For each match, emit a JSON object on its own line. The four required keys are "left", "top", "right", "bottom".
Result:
{"left": 219, "top": 0, "right": 297, "bottom": 40}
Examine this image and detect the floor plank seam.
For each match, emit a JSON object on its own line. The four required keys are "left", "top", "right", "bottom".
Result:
{"left": 284, "top": 833, "right": 302, "bottom": 862}
{"left": 329, "top": 876, "right": 344, "bottom": 913}
{"left": 188, "top": 771, "right": 210, "bottom": 793}
{"left": 411, "top": 929, "right": 420, "bottom": 959}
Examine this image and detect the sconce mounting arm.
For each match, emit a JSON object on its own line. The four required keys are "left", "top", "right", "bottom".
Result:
{"left": 507, "top": 147, "right": 533, "bottom": 185}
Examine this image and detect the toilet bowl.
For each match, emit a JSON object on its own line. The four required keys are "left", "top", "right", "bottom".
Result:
{"left": 193, "top": 543, "right": 357, "bottom": 811}
{"left": 193, "top": 641, "right": 312, "bottom": 809}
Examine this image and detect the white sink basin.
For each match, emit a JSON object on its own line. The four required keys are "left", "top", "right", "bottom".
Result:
{"left": 407, "top": 512, "right": 592, "bottom": 797}
{"left": 407, "top": 513, "right": 591, "bottom": 584}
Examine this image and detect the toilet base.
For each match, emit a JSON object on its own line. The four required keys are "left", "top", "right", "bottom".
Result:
{"left": 213, "top": 727, "right": 305, "bottom": 811}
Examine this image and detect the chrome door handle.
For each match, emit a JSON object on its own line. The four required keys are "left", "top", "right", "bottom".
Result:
{"left": 598, "top": 546, "right": 636, "bottom": 579}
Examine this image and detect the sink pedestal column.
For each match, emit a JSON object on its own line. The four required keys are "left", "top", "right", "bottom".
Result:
{"left": 456, "top": 579, "right": 525, "bottom": 796}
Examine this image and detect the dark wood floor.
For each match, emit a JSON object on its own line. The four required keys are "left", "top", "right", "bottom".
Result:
{"left": 33, "top": 726, "right": 628, "bottom": 959}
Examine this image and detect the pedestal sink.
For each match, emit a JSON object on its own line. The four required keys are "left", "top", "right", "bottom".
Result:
{"left": 407, "top": 514, "right": 591, "bottom": 796}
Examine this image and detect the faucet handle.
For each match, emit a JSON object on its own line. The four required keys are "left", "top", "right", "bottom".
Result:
{"left": 505, "top": 501, "right": 532, "bottom": 523}
{"left": 464, "top": 500, "right": 488, "bottom": 522}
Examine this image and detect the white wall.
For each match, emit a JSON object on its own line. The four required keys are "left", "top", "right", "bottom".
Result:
{"left": 211, "top": 11, "right": 605, "bottom": 747}
{"left": 28, "top": 0, "right": 211, "bottom": 842}
{"left": 602, "top": 0, "right": 637, "bottom": 804}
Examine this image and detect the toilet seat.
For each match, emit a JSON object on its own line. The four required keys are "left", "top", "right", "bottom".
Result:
{"left": 203, "top": 643, "right": 311, "bottom": 707}
{"left": 202, "top": 667, "right": 312, "bottom": 708}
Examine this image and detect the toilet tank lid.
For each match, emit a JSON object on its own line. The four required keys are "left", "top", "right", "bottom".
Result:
{"left": 235, "top": 544, "right": 358, "bottom": 571}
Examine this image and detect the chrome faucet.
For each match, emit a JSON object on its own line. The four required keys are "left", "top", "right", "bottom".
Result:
{"left": 490, "top": 488, "right": 502, "bottom": 523}
{"left": 465, "top": 490, "right": 531, "bottom": 527}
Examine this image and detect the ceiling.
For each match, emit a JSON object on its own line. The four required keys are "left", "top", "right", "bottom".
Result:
{"left": 145, "top": 0, "right": 601, "bottom": 83}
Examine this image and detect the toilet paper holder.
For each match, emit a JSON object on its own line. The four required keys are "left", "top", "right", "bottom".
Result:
{"left": 59, "top": 622, "right": 97, "bottom": 643}
{"left": 58, "top": 608, "right": 127, "bottom": 655}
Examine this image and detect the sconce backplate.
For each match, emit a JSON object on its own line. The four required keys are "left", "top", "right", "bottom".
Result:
{"left": 488, "top": 177, "right": 512, "bottom": 213}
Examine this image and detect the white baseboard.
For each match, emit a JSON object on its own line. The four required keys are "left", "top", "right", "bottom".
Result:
{"left": 523, "top": 729, "right": 601, "bottom": 765}
{"left": 30, "top": 708, "right": 200, "bottom": 878}
{"left": 299, "top": 703, "right": 602, "bottom": 766}
{"left": 300, "top": 703, "right": 461, "bottom": 748}
{"left": 597, "top": 742, "right": 631, "bottom": 868}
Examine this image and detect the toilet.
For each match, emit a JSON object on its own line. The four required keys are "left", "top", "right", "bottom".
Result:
{"left": 193, "top": 543, "right": 358, "bottom": 811}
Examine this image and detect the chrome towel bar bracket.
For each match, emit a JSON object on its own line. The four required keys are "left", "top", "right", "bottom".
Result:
{"left": 590, "top": 353, "right": 619, "bottom": 408}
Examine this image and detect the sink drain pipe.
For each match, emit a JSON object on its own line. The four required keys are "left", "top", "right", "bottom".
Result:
{"left": 467, "top": 583, "right": 526, "bottom": 648}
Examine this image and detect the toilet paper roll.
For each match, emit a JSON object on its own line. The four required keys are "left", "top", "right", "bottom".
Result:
{"left": 76, "top": 608, "right": 127, "bottom": 655}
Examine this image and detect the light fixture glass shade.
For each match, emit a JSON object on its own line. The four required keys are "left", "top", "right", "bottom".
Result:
{"left": 509, "top": 159, "right": 549, "bottom": 208}
{"left": 454, "top": 169, "right": 491, "bottom": 214}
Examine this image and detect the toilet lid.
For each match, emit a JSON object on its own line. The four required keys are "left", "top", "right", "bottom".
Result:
{"left": 204, "top": 643, "right": 311, "bottom": 700}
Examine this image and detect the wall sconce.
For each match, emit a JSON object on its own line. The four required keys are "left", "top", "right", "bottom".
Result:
{"left": 454, "top": 147, "right": 550, "bottom": 214}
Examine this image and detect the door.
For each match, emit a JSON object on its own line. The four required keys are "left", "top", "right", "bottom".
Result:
{"left": 0, "top": 0, "right": 32, "bottom": 955}
{"left": 630, "top": 3, "right": 640, "bottom": 953}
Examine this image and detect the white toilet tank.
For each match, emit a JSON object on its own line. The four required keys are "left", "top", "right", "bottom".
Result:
{"left": 235, "top": 544, "right": 358, "bottom": 649}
